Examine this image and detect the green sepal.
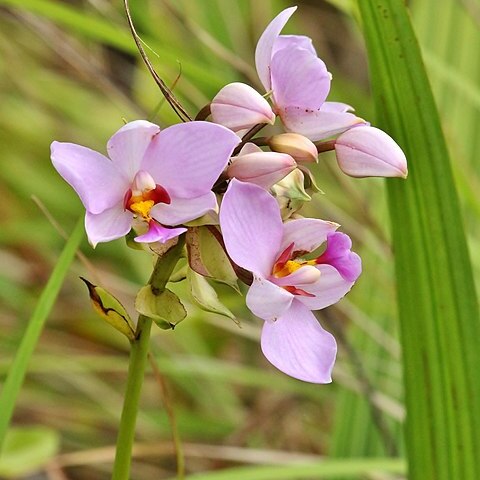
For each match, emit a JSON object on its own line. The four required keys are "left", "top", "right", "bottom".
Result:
{"left": 124, "top": 229, "right": 145, "bottom": 251}
{"left": 80, "top": 277, "right": 135, "bottom": 341}
{"left": 187, "top": 268, "right": 236, "bottom": 320}
{"left": 186, "top": 226, "right": 239, "bottom": 291}
{"left": 135, "top": 285, "right": 187, "bottom": 330}
{"left": 298, "top": 165, "right": 323, "bottom": 194}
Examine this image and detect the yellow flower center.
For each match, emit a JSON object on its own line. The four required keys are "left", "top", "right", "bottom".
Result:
{"left": 129, "top": 198, "right": 155, "bottom": 220}
{"left": 273, "top": 259, "right": 316, "bottom": 278}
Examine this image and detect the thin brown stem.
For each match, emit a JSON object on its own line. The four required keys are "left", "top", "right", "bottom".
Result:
{"left": 315, "top": 139, "right": 336, "bottom": 153}
{"left": 195, "top": 104, "right": 211, "bottom": 121}
{"left": 124, "top": 0, "right": 192, "bottom": 122}
{"left": 233, "top": 123, "right": 268, "bottom": 155}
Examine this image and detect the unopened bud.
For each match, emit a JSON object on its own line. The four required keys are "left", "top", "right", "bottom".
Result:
{"left": 211, "top": 83, "right": 275, "bottom": 135}
{"left": 271, "top": 169, "right": 311, "bottom": 219}
{"left": 334, "top": 126, "right": 408, "bottom": 178}
{"left": 227, "top": 143, "right": 296, "bottom": 189}
{"left": 268, "top": 133, "right": 318, "bottom": 163}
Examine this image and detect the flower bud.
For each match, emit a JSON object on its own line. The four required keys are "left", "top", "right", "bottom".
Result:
{"left": 334, "top": 126, "right": 408, "bottom": 178}
{"left": 211, "top": 82, "right": 275, "bottom": 135}
{"left": 271, "top": 169, "right": 311, "bottom": 219}
{"left": 268, "top": 133, "right": 318, "bottom": 163}
{"left": 227, "top": 143, "right": 296, "bottom": 189}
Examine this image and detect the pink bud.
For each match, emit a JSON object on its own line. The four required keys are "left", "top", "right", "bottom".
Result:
{"left": 268, "top": 133, "right": 318, "bottom": 163}
{"left": 334, "top": 126, "right": 408, "bottom": 178}
{"left": 211, "top": 83, "right": 275, "bottom": 135}
{"left": 227, "top": 143, "right": 296, "bottom": 189}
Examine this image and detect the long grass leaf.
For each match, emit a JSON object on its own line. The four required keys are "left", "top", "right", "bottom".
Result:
{"left": 0, "top": 218, "right": 83, "bottom": 450}
{"left": 358, "top": 1, "right": 480, "bottom": 479}
{"left": 172, "top": 457, "right": 404, "bottom": 480}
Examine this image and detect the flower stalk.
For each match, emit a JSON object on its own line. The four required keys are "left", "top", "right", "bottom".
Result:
{"left": 112, "top": 236, "right": 185, "bottom": 480}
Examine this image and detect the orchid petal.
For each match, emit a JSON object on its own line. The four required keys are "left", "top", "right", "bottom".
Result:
{"left": 219, "top": 179, "right": 283, "bottom": 277}
{"left": 281, "top": 107, "right": 364, "bottom": 141}
{"left": 85, "top": 205, "right": 132, "bottom": 247}
{"left": 51, "top": 141, "right": 127, "bottom": 215}
{"left": 335, "top": 126, "right": 408, "bottom": 178}
{"left": 238, "top": 143, "right": 262, "bottom": 155}
{"left": 272, "top": 265, "right": 321, "bottom": 287}
{"left": 255, "top": 6, "right": 297, "bottom": 91}
{"left": 280, "top": 218, "right": 339, "bottom": 254}
{"left": 273, "top": 35, "right": 317, "bottom": 56}
{"left": 296, "top": 264, "right": 356, "bottom": 310}
{"left": 246, "top": 276, "right": 294, "bottom": 322}
{"left": 142, "top": 122, "right": 240, "bottom": 198}
{"left": 211, "top": 83, "right": 275, "bottom": 133}
{"left": 107, "top": 120, "right": 160, "bottom": 180}
{"left": 150, "top": 192, "right": 217, "bottom": 226}
{"left": 270, "top": 46, "right": 330, "bottom": 110}
{"left": 261, "top": 300, "right": 337, "bottom": 383}
{"left": 321, "top": 101, "right": 355, "bottom": 113}
{"left": 317, "top": 232, "right": 362, "bottom": 282}
{"left": 134, "top": 221, "right": 186, "bottom": 244}
{"left": 227, "top": 151, "right": 296, "bottom": 189}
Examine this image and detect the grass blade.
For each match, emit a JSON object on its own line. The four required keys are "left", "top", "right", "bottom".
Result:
{"left": 173, "top": 457, "right": 405, "bottom": 480}
{"left": 358, "top": 1, "right": 480, "bottom": 479}
{"left": 0, "top": 218, "right": 84, "bottom": 450}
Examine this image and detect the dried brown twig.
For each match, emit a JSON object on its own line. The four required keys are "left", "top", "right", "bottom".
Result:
{"left": 124, "top": 0, "right": 192, "bottom": 122}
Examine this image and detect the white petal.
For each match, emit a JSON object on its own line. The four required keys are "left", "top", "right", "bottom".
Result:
{"left": 296, "top": 264, "right": 356, "bottom": 310}
{"left": 151, "top": 192, "right": 217, "bottom": 226}
{"left": 85, "top": 205, "right": 132, "bottom": 247}
{"left": 281, "top": 107, "right": 364, "bottom": 141}
{"left": 255, "top": 6, "right": 297, "bottom": 91}
{"left": 261, "top": 300, "right": 337, "bottom": 383}
{"left": 107, "top": 120, "right": 160, "bottom": 180}
{"left": 51, "top": 142, "right": 127, "bottom": 215}
{"left": 280, "top": 218, "right": 339, "bottom": 254}
{"left": 246, "top": 276, "right": 294, "bottom": 322}
{"left": 219, "top": 179, "right": 283, "bottom": 277}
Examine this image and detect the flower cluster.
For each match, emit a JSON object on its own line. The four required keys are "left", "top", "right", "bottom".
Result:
{"left": 51, "top": 6, "right": 406, "bottom": 383}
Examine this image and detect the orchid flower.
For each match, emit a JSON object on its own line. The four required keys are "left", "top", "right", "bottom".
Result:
{"left": 219, "top": 179, "right": 361, "bottom": 383}
{"left": 255, "top": 6, "right": 363, "bottom": 140}
{"left": 51, "top": 120, "right": 239, "bottom": 246}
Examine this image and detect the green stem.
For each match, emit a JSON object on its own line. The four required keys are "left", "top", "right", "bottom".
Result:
{"left": 0, "top": 217, "right": 84, "bottom": 451}
{"left": 112, "top": 315, "right": 153, "bottom": 480}
{"left": 112, "top": 236, "right": 185, "bottom": 479}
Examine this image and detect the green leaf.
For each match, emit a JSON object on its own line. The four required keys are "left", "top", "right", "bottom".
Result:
{"left": 358, "top": 1, "right": 480, "bottom": 479}
{"left": 187, "top": 268, "right": 235, "bottom": 320}
{"left": 0, "top": 427, "right": 60, "bottom": 477}
{"left": 186, "top": 226, "right": 239, "bottom": 290}
{"left": 0, "top": 218, "right": 83, "bottom": 449}
{"left": 80, "top": 277, "right": 135, "bottom": 341}
{"left": 135, "top": 286, "right": 187, "bottom": 330}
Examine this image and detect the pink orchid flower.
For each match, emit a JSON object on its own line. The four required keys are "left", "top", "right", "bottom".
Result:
{"left": 255, "top": 6, "right": 363, "bottom": 140}
{"left": 51, "top": 120, "right": 239, "bottom": 246}
{"left": 220, "top": 179, "right": 361, "bottom": 383}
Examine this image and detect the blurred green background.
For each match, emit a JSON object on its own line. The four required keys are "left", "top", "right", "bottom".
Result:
{"left": 0, "top": 0, "right": 478, "bottom": 478}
